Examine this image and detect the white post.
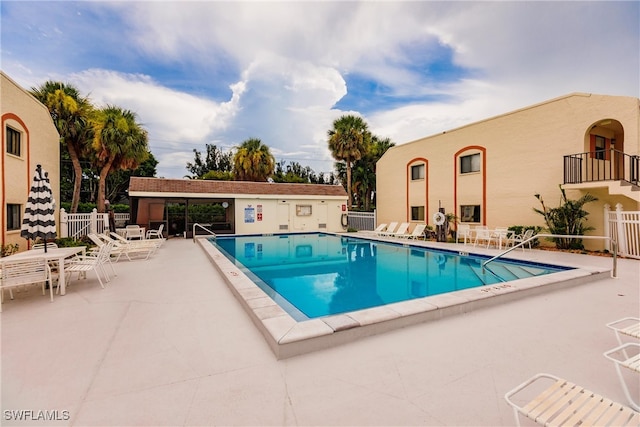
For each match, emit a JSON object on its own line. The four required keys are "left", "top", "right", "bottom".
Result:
{"left": 91, "top": 208, "right": 98, "bottom": 235}
{"left": 603, "top": 204, "right": 611, "bottom": 251}
{"left": 615, "top": 203, "right": 627, "bottom": 255}
{"left": 60, "top": 208, "right": 68, "bottom": 238}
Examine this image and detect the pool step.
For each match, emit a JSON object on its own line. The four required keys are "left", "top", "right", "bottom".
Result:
{"left": 475, "top": 263, "right": 540, "bottom": 283}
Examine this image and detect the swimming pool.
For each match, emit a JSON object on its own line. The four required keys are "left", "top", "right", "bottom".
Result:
{"left": 212, "top": 233, "right": 570, "bottom": 320}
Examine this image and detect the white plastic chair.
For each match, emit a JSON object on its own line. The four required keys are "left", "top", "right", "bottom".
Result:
{"left": 473, "top": 226, "right": 494, "bottom": 248}
{"left": 65, "top": 241, "right": 114, "bottom": 289}
{"left": 456, "top": 224, "right": 472, "bottom": 245}
{"left": 387, "top": 222, "right": 411, "bottom": 238}
{"left": 125, "top": 225, "right": 145, "bottom": 240}
{"left": 146, "top": 224, "right": 165, "bottom": 241}
{"left": 378, "top": 222, "right": 398, "bottom": 236}
{"left": 512, "top": 229, "right": 535, "bottom": 250}
{"left": 0, "top": 258, "right": 53, "bottom": 311}
{"left": 604, "top": 343, "right": 640, "bottom": 411}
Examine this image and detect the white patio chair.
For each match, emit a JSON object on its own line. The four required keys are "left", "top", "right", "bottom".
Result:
{"left": 361, "top": 223, "right": 387, "bottom": 235}
{"left": 512, "top": 229, "right": 535, "bottom": 250}
{"left": 65, "top": 241, "right": 114, "bottom": 289}
{"left": 607, "top": 317, "right": 640, "bottom": 346}
{"left": 473, "top": 226, "right": 494, "bottom": 248}
{"left": 387, "top": 222, "right": 411, "bottom": 238}
{"left": 0, "top": 258, "right": 53, "bottom": 311}
{"left": 456, "top": 224, "right": 472, "bottom": 245}
{"left": 505, "top": 373, "right": 639, "bottom": 426}
{"left": 125, "top": 225, "right": 145, "bottom": 240}
{"left": 106, "top": 232, "right": 160, "bottom": 260}
{"left": 145, "top": 224, "right": 165, "bottom": 243}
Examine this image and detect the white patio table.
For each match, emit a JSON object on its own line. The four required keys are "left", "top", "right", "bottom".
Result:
{"left": 0, "top": 246, "right": 85, "bottom": 296}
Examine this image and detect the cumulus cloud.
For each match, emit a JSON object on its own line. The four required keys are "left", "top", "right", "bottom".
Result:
{"left": 2, "top": 1, "right": 637, "bottom": 178}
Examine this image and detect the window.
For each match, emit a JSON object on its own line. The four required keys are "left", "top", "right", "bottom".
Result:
{"left": 411, "top": 206, "right": 425, "bottom": 221}
{"left": 6, "top": 127, "right": 21, "bottom": 156}
{"left": 460, "top": 205, "right": 480, "bottom": 223}
{"left": 7, "top": 204, "right": 21, "bottom": 230}
{"left": 460, "top": 154, "right": 480, "bottom": 174}
{"left": 296, "top": 205, "right": 312, "bottom": 216}
{"left": 411, "top": 164, "right": 425, "bottom": 180}
{"left": 594, "top": 136, "right": 606, "bottom": 160}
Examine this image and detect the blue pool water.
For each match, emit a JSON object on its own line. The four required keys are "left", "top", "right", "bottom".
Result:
{"left": 211, "top": 233, "right": 571, "bottom": 320}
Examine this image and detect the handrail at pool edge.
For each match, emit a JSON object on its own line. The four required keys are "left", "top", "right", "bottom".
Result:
{"left": 192, "top": 223, "right": 217, "bottom": 243}
{"left": 482, "top": 234, "right": 617, "bottom": 279}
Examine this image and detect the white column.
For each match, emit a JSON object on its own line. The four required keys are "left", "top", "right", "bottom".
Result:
{"left": 90, "top": 208, "right": 98, "bottom": 235}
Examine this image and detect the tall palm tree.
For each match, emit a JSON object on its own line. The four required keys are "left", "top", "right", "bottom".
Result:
{"left": 327, "top": 115, "right": 370, "bottom": 208}
{"left": 233, "top": 138, "right": 275, "bottom": 181}
{"left": 30, "top": 81, "right": 94, "bottom": 213}
{"left": 92, "top": 106, "right": 149, "bottom": 212}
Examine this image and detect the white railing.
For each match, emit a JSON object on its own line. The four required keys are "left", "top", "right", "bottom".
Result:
{"left": 347, "top": 210, "right": 376, "bottom": 231}
{"left": 604, "top": 203, "right": 640, "bottom": 259}
{"left": 60, "top": 209, "right": 129, "bottom": 239}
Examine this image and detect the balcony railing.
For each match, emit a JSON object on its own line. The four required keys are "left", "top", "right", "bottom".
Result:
{"left": 564, "top": 149, "right": 640, "bottom": 186}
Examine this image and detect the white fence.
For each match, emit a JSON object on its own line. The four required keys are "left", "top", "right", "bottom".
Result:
{"left": 347, "top": 211, "right": 376, "bottom": 231}
{"left": 60, "top": 209, "right": 130, "bottom": 239}
{"left": 604, "top": 203, "right": 640, "bottom": 259}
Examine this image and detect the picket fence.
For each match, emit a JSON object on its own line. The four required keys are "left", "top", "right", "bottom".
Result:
{"left": 605, "top": 203, "right": 640, "bottom": 259}
{"left": 60, "top": 208, "right": 130, "bottom": 239}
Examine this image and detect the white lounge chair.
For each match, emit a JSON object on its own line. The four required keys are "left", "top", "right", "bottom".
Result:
{"left": 378, "top": 222, "right": 398, "bottom": 236}
{"left": 400, "top": 224, "right": 427, "bottom": 239}
{"left": 505, "top": 373, "right": 639, "bottom": 427}
{"left": 387, "top": 222, "right": 410, "bottom": 238}
{"left": 604, "top": 343, "right": 640, "bottom": 411}
{"left": 607, "top": 317, "right": 640, "bottom": 346}
{"left": 361, "top": 223, "right": 387, "bottom": 235}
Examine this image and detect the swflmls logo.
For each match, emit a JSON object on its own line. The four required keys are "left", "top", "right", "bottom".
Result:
{"left": 4, "top": 410, "right": 70, "bottom": 421}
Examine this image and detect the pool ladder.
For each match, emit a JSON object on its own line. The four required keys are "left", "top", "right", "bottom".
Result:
{"left": 192, "top": 223, "right": 217, "bottom": 243}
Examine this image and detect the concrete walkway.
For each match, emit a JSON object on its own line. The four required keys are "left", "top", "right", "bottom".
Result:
{"left": 1, "top": 237, "right": 638, "bottom": 426}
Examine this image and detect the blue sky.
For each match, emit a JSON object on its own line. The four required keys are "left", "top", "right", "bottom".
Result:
{"left": 2, "top": 1, "right": 638, "bottom": 179}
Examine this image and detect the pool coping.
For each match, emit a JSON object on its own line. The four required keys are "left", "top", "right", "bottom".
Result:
{"left": 197, "top": 235, "right": 612, "bottom": 359}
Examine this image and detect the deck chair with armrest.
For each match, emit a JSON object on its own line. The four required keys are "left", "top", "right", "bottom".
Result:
{"left": 456, "top": 224, "right": 472, "bottom": 245}
{"left": 505, "top": 373, "right": 639, "bottom": 427}
{"left": 145, "top": 224, "right": 165, "bottom": 244}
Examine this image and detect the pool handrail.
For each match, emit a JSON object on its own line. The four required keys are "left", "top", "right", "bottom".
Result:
{"left": 482, "top": 234, "right": 617, "bottom": 279}
{"left": 192, "top": 223, "right": 217, "bottom": 243}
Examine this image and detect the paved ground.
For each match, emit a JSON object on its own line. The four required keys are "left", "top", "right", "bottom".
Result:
{"left": 1, "top": 237, "right": 638, "bottom": 426}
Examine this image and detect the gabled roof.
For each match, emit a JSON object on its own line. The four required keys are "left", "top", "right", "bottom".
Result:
{"left": 129, "top": 177, "right": 348, "bottom": 199}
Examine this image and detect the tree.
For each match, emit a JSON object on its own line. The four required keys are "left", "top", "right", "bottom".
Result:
{"left": 92, "top": 106, "right": 149, "bottom": 212}
{"left": 232, "top": 138, "right": 275, "bottom": 181}
{"left": 186, "top": 144, "right": 233, "bottom": 178}
{"left": 105, "top": 153, "right": 158, "bottom": 203}
{"left": 534, "top": 186, "right": 598, "bottom": 249}
{"left": 327, "top": 115, "right": 370, "bottom": 208}
{"left": 30, "top": 81, "right": 94, "bottom": 213}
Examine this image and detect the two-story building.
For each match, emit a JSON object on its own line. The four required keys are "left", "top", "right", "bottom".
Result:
{"left": 1, "top": 71, "right": 60, "bottom": 252}
{"left": 376, "top": 93, "right": 640, "bottom": 252}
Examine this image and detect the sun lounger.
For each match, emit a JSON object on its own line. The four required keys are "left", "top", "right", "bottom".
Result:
{"left": 384, "top": 222, "right": 410, "bottom": 237}
{"left": 361, "top": 224, "right": 387, "bottom": 235}
{"left": 378, "top": 222, "right": 398, "bottom": 236}
{"left": 505, "top": 373, "right": 639, "bottom": 426}
{"left": 399, "top": 224, "right": 426, "bottom": 239}
{"left": 604, "top": 342, "right": 640, "bottom": 411}
{"left": 607, "top": 317, "right": 640, "bottom": 345}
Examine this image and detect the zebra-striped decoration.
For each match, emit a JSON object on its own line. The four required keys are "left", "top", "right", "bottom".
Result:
{"left": 20, "top": 165, "right": 57, "bottom": 242}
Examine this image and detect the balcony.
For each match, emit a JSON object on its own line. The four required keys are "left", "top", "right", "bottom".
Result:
{"left": 564, "top": 149, "right": 640, "bottom": 201}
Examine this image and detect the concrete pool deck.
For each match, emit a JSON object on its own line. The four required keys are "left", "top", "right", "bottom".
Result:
{"left": 1, "top": 235, "right": 638, "bottom": 426}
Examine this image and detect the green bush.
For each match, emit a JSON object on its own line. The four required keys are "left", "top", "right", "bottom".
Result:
{"left": 60, "top": 202, "right": 130, "bottom": 213}
{"left": 1, "top": 243, "right": 19, "bottom": 257}
{"left": 54, "top": 237, "right": 88, "bottom": 248}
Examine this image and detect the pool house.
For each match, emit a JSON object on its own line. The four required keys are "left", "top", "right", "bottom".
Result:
{"left": 127, "top": 177, "right": 349, "bottom": 237}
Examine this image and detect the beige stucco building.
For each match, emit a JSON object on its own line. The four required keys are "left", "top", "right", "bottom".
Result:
{"left": 377, "top": 93, "right": 640, "bottom": 250}
{"left": 1, "top": 71, "right": 60, "bottom": 252}
{"left": 128, "top": 177, "right": 349, "bottom": 237}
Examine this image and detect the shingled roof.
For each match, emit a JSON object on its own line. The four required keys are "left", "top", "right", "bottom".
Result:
{"left": 129, "top": 177, "right": 347, "bottom": 198}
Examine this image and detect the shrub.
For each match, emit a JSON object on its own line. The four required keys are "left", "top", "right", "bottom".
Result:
{"left": 1, "top": 243, "right": 19, "bottom": 257}
{"left": 534, "top": 186, "right": 597, "bottom": 250}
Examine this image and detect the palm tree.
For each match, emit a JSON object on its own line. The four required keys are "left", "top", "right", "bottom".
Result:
{"left": 327, "top": 115, "right": 370, "bottom": 208}
{"left": 30, "top": 81, "right": 94, "bottom": 213}
{"left": 92, "top": 106, "right": 149, "bottom": 212}
{"left": 233, "top": 138, "right": 275, "bottom": 181}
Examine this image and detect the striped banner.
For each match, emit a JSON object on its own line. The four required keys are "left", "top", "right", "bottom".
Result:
{"left": 20, "top": 165, "right": 57, "bottom": 242}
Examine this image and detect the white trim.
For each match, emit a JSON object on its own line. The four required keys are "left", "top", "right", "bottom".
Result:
{"left": 129, "top": 191, "right": 347, "bottom": 201}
